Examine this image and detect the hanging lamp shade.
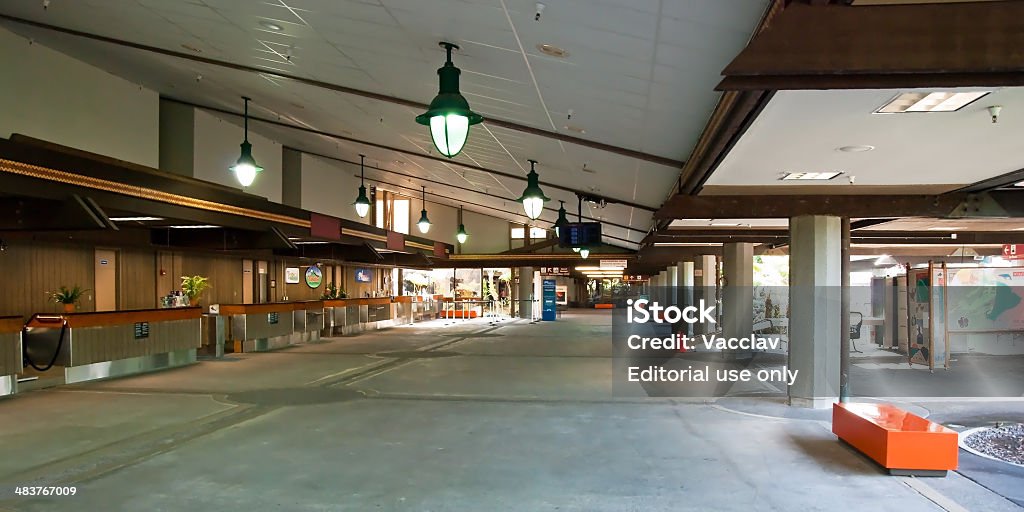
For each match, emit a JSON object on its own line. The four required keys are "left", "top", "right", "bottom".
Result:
{"left": 517, "top": 159, "right": 549, "bottom": 220}
{"left": 415, "top": 42, "right": 483, "bottom": 158}
{"left": 229, "top": 96, "right": 263, "bottom": 187}
{"left": 417, "top": 186, "right": 431, "bottom": 233}
{"left": 579, "top": 247, "right": 590, "bottom": 259}
{"left": 553, "top": 200, "right": 569, "bottom": 236}
{"left": 455, "top": 205, "right": 468, "bottom": 243}
{"left": 353, "top": 154, "right": 371, "bottom": 218}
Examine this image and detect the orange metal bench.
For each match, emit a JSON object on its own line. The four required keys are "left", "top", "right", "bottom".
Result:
{"left": 594, "top": 304, "right": 614, "bottom": 309}
{"left": 832, "top": 402, "right": 958, "bottom": 476}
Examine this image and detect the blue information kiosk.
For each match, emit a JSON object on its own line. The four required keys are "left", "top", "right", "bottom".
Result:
{"left": 542, "top": 279, "right": 557, "bottom": 321}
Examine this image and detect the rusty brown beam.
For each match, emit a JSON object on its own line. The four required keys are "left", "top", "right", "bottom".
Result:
{"left": 718, "top": 2, "right": 1024, "bottom": 91}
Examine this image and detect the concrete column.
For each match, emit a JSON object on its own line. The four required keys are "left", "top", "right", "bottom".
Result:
{"left": 677, "top": 261, "right": 694, "bottom": 335}
{"left": 693, "top": 255, "right": 717, "bottom": 334}
{"left": 158, "top": 99, "right": 195, "bottom": 177}
{"left": 518, "top": 267, "right": 535, "bottom": 319}
{"left": 281, "top": 147, "right": 302, "bottom": 208}
{"left": 722, "top": 243, "right": 754, "bottom": 356}
{"left": 788, "top": 215, "right": 843, "bottom": 409}
{"left": 667, "top": 266, "right": 679, "bottom": 306}
{"left": 657, "top": 270, "right": 668, "bottom": 304}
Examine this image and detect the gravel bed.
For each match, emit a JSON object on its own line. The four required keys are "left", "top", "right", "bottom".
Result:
{"left": 963, "top": 423, "right": 1024, "bottom": 466}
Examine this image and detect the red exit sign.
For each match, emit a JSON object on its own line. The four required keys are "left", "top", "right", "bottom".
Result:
{"left": 1004, "top": 244, "right": 1024, "bottom": 260}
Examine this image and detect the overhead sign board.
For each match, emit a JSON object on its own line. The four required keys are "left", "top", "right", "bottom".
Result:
{"left": 600, "top": 259, "right": 628, "bottom": 270}
{"left": 1004, "top": 244, "right": 1024, "bottom": 260}
{"left": 540, "top": 267, "right": 570, "bottom": 276}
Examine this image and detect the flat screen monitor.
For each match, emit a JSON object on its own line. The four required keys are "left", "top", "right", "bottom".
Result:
{"left": 558, "top": 222, "right": 601, "bottom": 248}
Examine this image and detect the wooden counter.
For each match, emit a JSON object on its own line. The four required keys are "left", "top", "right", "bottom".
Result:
{"left": 25, "top": 307, "right": 201, "bottom": 329}
{"left": 323, "top": 297, "right": 393, "bottom": 307}
{"left": 0, "top": 316, "right": 22, "bottom": 380}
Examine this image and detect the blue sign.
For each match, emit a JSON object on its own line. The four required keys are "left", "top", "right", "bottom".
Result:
{"left": 542, "top": 279, "right": 557, "bottom": 321}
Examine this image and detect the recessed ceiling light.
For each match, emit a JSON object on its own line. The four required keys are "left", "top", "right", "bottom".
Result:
{"left": 780, "top": 172, "right": 843, "bottom": 181}
{"left": 875, "top": 91, "right": 990, "bottom": 114}
{"left": 537, "top": 43, "right": 568, "bottom": 58}
{"left": 294, "top": 241, "right": 330, "bottom": 245}
{"left": 927, "top": 226, "right": 964, "bottom": 231}
{"left": 259, "top": 20, "right": 284, "bottom": 31}
{"left": 837, "top": 145, "right": 874, "bottom": 153}
{"left": 564, "top": 124, "right": 586, "bottom": 134}
{"left": 653, "top": 242, "right": 724, "bottom": 247}
{"left": 1014, "top": 181, "right": 1024, "bottom": 187}
{"left": 109, "top": 216, "right": 164, "bottom": 222}
{"left": 166, "top": 225, "right": 220, "bottom": 229}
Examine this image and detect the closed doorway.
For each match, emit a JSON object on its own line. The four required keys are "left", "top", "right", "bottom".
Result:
{"left": 94, "top": 249, "right": 117, "bottom": 311}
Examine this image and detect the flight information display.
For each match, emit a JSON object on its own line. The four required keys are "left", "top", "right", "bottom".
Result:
{"left": 558, "top": 222, "right": 601, "bottom": 247}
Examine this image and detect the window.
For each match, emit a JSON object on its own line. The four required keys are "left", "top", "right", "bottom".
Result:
{"left": 511, "top": 227, "right": 547, "bottom": 240}
{"left": 375, "top": 198, "right": 410, "bottom": 234}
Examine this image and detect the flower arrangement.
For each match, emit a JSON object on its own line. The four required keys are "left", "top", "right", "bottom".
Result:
{"left": 180, "top": 275, "right": 211, "bottom": 306}
{"left": 49, "top": 285, "right": 90, "bottom": 313}
{"left": 321, "top": 282, "right": 347, "bottom": 300}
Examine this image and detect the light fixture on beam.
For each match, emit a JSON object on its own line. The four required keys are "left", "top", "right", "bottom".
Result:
{"left": 417, "top": 186, "right": 431, "bottom": 234}
{"left": 415, "top": 42, "right": 483, "bottom": 158}
{"left": 229, "top": 96, "right": 263, "bottom": 187}
{"left": 579, "top": 247, "right": 590, "bottom": 259}
{"left": 517, "top": 159, "right": 549, "bottom": 220}
{"left": 353, "top": 154, "right": 371, "bottom": 218}
{"left": 553, "top": 200, "right": 569, "bottom": 236}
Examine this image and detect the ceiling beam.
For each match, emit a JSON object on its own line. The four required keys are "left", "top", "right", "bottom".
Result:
{"left": 655, "top": 194, "right": 971, "bottom": 219}
{"left": 0, "top": 14, "right": 683, "bottom": 169}
{"left": 718, "top": 2, "right": 1024, "bottom": 90}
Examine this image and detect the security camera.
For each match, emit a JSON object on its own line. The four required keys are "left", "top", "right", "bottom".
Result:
{"left": 988, "top": 105, "right": 1002, "bottom": 124}
{"left": 42, "top": 0, "right": 50, "bottom": 10}
{"left": 848, "top": 175, "right": 856, "bottom": 184}
{"left": 535, "top": 2, "right": 545, "bottom": 21}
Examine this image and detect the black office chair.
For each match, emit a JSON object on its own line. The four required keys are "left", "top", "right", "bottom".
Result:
{"left": 850, "top": 312, "right": 864, "bottom": 353}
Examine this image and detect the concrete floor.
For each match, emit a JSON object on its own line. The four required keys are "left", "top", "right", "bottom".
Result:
{"left": 0, "top": 310, "right": 1018, "bottom": 511}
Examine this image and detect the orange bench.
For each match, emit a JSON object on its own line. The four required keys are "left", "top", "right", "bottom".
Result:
{"left": 832, "top": 402, "right": 958, "bottom": 476}
{"left": 441, "top": 310, "right": 478, "bottom": 319}
{"left": 594, "top": 303, "right": 614, "bottom": 309}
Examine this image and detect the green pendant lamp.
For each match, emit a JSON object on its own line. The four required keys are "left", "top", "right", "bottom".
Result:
{"left": 415, "top": 42, "right": 483, "bottom": 158}
{"left": 229, "top": 96, "right": 263, "bottom": 187}
{"left": 353, "top": 154, "right": 371, "bottom": 218}
{"left": 417, "top": 186, "right": 431, "bottom": 234}
{"left": 456, "top": 205, "right": 468, "bottom": 244}
{"left": 517, "top": 159, "right": 549, "bottom": 220}
{"left": 552, "top": 200, "right": 569, "bottom": 237}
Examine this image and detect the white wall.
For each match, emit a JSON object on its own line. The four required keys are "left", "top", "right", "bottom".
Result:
{"left": 0, "top": 27, "right": 159, "bottom": 167}
{"left": 300, "top": 154, "right": 366, "bottom": 223}
{"left": 461, "top": 211, "right": 510, "bottom": 254}
{"left": 193, "top": 109, "right": 282, "bottom": 202}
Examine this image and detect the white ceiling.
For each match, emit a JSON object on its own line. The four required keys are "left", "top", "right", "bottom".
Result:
{"left": 0, "top": 0, "right": 770, "bottom": 249}
{"left": 706, "top": 87, "right": 1024, "bottom": 191}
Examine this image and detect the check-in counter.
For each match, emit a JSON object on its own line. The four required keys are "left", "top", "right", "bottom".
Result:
{"left": 0, "top": 317, "right": 22, "bottom": 396}
{"left": 23, "top": 308, "right": 201, "bottom": 385}
{"left": 217, "top": 301, "right": 324, "bottom": 352}
{"left": 323, "top": 297, "right": 398, "bottom": 336}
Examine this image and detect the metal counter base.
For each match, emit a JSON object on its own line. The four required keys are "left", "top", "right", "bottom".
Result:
{"left": 64, "top": 348, "right": 197, "bottom": 384}
{"left": 0, "top": 374, "right": 15, "bottom": 397}
{"left": 241, "top": 335, "right": 293, "bottom": 353}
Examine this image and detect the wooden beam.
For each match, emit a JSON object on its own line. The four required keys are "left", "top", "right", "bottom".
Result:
{"left": 718, "top": 2, "right": 1024, "bottom": 90}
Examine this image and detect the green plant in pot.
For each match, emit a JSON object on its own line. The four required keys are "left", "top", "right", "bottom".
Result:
{"left": 321, "top": 282, "right": 348, "bottom": 300}
{"left": 181, "top": 275, "right": 211, "bottom": 306}
{"left": 50, "top": 285, "right": 89, "bottom": 313}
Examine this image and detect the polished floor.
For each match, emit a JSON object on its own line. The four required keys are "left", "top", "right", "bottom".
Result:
{"left": 0, "top": 310, "right": 1019, "bottom": 511}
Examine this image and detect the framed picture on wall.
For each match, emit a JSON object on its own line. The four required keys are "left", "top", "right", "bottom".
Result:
{"left": 355, "top": 268, "right": 373, "bottom": 283}
{"left": 285, "top": 267, "right": 301, "bottom": 284}
{"left": 305, "top": 266, "right": 323, "bottom": 289}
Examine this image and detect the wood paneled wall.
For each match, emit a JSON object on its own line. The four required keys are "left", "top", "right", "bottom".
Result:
{"left": 120, "top": 248, "right": 156, "bottom": 310}
{"left": 0, "top": 240, "right": 95, "bottom": 317}
{"left": 180, "top": 252, "right": 244, "bottom": 306}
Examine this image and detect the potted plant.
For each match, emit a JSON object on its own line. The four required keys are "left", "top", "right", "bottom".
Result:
{"left": 320, "top": 283, "right": 348, "bottom": 300}
{"left": 180, "top": 275, "right": 211, "bottom": 306}
{"left": 50, "top": 285, "right": 89, "bottom": 313}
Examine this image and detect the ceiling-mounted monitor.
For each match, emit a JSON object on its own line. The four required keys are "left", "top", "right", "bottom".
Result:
{"left": 558, "top": 222, "right": 601, "bottom": 248}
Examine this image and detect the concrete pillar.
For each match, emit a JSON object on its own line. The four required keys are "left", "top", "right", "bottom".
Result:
{"left": 667, "top": 266, "right": 679, "bottom": 306}
{"left": 158, "top": 99, "right": 195, "bottom": 177}
{"left": 788, "top": 215, "right": 843, "bottom": 409}
{"left": 281, "top": 147, "right": 302, "bottom": 208}
{"left": 518, "top": 267, "right": 535, "bottom": 319}
{"left": 693, "top": 255, "right": 717, "bottom": 334}
{"left": 677, "top": 261, "right": 695, "bottom": 335}
{"left": 722, "top": 243, "right": 754, "bottom": 355}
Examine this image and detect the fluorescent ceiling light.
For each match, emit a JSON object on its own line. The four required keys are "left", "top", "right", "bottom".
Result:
{"left": 875, "top": 91, "right": 989, "bottom": 114}
{"left": 710, "top": 222, "right": 742, "bottom": 227}
{"left": 294, "top": 241, "right": 330, "bottom": 245}
{"left": 109, "top": 216, "right": 164, "bottom": 222}
{"left": 780, "top": 172, "right": 843, "bottom": 181}
{"left": 166, "top": 225, "right": 220, "bottom": 229}
{"left": 575, "top": 266, "right": 604, "bottom": 271}
{"left": 1015, "top": 181, "right": 1024, "bottom": 187}
{"left": 926, "top": 226, "right": 964, "bottom": 231}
